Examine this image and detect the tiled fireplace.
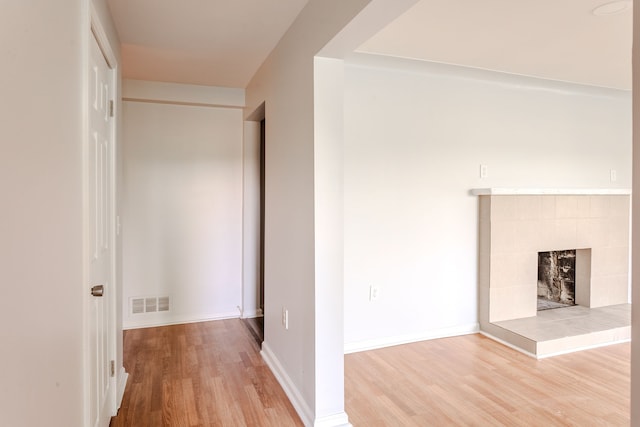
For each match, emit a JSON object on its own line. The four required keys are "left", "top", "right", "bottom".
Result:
{"left": 474, "top": 189, "right": 631, "bottom": 357}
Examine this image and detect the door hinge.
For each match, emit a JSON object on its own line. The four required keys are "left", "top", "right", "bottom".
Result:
{"left": 109, "top": 100, "right": 115, "bottom": 118}
{"left": 110, "top": 360, "right": 115, "bottom": 377}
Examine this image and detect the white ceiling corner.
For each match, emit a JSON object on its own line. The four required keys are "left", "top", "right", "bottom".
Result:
{"left": 107, "top": 0, "right": 310, "bottom": 88}
{"left": 357, "top": 0, "right": 632, "bottom": 90}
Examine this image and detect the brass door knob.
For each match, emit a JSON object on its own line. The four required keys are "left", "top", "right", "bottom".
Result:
{"left": 91, "top": 285, "right": 104, "bottom": 297}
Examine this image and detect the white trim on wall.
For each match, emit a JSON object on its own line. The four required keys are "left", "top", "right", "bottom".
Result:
{"left": 90, "top": 4, "right": 117, "bottom": 68}
{"left": 123, "top": 79, "right": 245, "bottom": 107}
{"left": 344, "top": 323, "right": 480, "bottom": 354}
{"left": 123, "top": 311, "right": 241, "bottom": 330}
{"left": 347, "top": 52, "right": 632, "bottom": 99}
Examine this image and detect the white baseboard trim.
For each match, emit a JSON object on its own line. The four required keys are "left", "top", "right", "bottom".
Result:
{"left": 261, "top": 342, "right": 314, "bottom": 426}
{"left": 344, "top": 322, "right": 479, "bottom": 354}
{"left": 313, "top": 413, "right": 352, "bottom": 427}
{"left": 123, "top": 312, "right": 240, "bottom": 330}
{"left": 261, "top": 343, "right": 353, "bottom": 427}
{"left": 240, "top": 308, "right": 263, "bottom": 319}
{"left": 116, "top": 367, "right": 128, "bottom": 409}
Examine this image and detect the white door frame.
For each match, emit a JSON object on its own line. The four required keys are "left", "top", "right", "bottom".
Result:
{"left": 83, "top": 3, "right": 120, "bottom": 425}
{"left": 241, "top": 102, "right": 266, "bottom": 320}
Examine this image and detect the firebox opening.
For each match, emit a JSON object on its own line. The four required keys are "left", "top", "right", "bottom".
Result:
{"left": 537, "top": 250, "right": 577, "bottom": 311}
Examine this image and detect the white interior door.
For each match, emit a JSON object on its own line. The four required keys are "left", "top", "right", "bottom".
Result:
{"left": 88, "top": 32, "right": 115, "bottom": 427}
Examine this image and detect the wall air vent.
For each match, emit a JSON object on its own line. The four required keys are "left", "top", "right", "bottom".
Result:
{"left": 131, "top": 298, "right": 145, "bottom": 314}
{"left": 158, "top": 296, "right": 170, "bottom": 312}
{"left": 130, "top": 296, "right": 170, "bottom": 314}
{"left": 145, "top": 297, "right": 157, "bottom": 312}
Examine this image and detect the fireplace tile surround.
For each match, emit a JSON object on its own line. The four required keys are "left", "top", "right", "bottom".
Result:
{"left": 473, "top": 189, "right": 631, "bottom": 357}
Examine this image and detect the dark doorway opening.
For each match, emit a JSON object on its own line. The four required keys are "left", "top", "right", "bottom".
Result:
{"left": 242, "top": 117, "right": 265, "bottom": 346}
{"left": 259, "top": 118, "right": 265, "bottom": 318}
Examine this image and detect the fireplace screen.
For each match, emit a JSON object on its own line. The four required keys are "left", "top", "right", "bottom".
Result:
{"left": 537, "top": 250, "right": 576, "bottom": 311}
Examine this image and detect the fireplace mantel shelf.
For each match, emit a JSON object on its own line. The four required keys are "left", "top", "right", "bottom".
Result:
{"left": 471, "top": 188, "right": 631, "bottom": 196}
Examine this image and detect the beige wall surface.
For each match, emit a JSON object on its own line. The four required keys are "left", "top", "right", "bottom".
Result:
{"left": 0, "top": 1, "right": 121, "bottom": 426}
{"left": 122, "top": 100, "right": 244, "bottom": 328}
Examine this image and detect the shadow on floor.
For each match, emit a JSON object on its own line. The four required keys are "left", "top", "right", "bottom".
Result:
{"left": 242, "top": 316, "right": 264, "bottom": 346}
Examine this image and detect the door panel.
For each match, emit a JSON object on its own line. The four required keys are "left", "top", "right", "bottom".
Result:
{"left": 88, "top": 33, "right": 114, "bottom": 427}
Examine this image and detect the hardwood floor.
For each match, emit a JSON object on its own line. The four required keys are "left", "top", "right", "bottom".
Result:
{"left": 110, "top": 319, "right": 303, "bottom": 427}
{"left": 112, "top": 320, "right": 630, "bottom": 426}
{"left": 345, "top": 334, "right": 630, "bottom": 426}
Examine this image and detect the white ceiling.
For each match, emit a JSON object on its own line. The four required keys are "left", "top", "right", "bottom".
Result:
{"left": 107, "top": 0, "right": 632, "bottom": 90}
{"left": 107, "top": 0, "right": 310, "bottom": 88}
{"left": 358, "top": 0, "right": 632, "bottom": 90}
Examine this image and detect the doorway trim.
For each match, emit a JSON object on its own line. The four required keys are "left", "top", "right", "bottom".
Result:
{"left": 242, "top": 102, "right": 266, "bottom": 320}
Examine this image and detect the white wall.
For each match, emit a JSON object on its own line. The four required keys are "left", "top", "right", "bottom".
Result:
{"left": 343, "top": 55, "right": 632, "bottom": 351}
{"left": 313, "top": 56, "right": 348, "bottom": 420}
{"left": 122, "top": 85, "right": 244, "bottom": 328}
{"left": 0, "top": 1, "right": 120, "bottom": 425}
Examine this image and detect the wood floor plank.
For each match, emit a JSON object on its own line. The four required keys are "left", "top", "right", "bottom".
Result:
{"left": 110, "top": 319, "right": 303, "bottom": 427}
{"left": 112, "top": 321, "right": 629, "bottom": 426}
{"left": 345, "top": 334, "right": 630, "bottom": 426}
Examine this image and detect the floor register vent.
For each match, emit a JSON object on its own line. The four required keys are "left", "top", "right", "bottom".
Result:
{"left": 131, "top": 296, "right": 170, "bottom": 314}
